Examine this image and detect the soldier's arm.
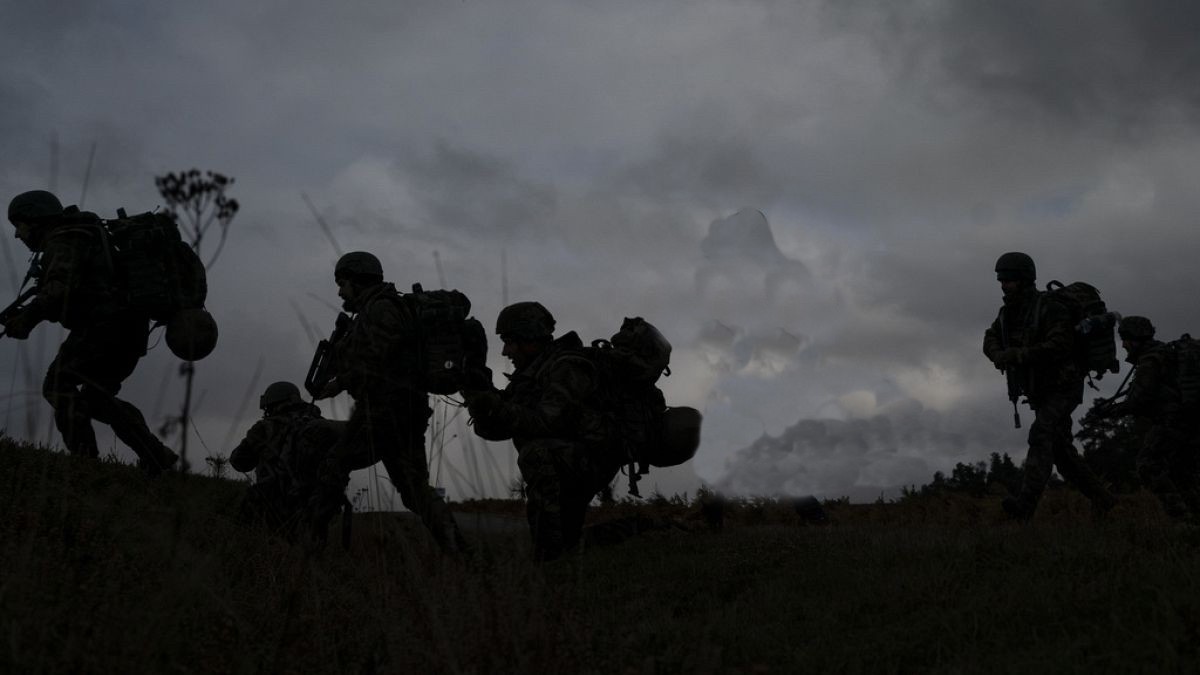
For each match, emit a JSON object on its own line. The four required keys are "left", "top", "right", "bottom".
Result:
{"left": 1019, "top": 299, "right": 1075, "bottom": 365}
{"left": 468, "top": 389, "right": 516, "bottom": 441}
{"left": 1106, "top": 354, "right": 1162, "bottom": 419}
{"left": 982, "top": 315, "right": 1005, "bottom": 362}
{"left": 497, "top": 357, "right": 595, "bottom": 438}
{"left": 23, "top": 231, "right": 90, "bottom": 324}
{"left": 230, "top": 420, "right": 271, "bottom": 473}
{"left": 338, "top": 297, "right": 409, "bottom": 393}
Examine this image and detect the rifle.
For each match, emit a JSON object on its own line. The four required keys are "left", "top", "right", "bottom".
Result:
{"left": 1083, "top": 365, "right": 1136, "bottom": 425}
{"left": 0, "top": 253, "right": 43, "bottom": 338}
{"left": 1003, "top": 368, "right": 1023, "bottom": 429}
{"left": 304, "top": 312, "right": 352, "bottom": 399}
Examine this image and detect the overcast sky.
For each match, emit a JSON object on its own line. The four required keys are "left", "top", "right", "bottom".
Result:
{"left": 3, "top": 1, "right": 1199, "bottom": 503}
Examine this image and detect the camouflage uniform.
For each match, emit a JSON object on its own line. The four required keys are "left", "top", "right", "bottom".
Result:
{"left": 470, "top": 331, "right": 619, "bottom": 561}
{"left": 231, "top": 401, "right": 344, "bottom": 531}
{"left": 984, "top": 286, "right": 1116, "bottom": 518}
{"left": 317, "top": 281, "right": 465, "bottom": 552}
{"left": 16, "top": 218, "right": 176, "bottom": 472}
{"left": 1103, "top": 338, "right": 1200, "bottom": 519}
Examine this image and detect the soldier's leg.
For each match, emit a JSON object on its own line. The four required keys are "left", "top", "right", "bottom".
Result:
{"left": 1170, "top": 425, "right": 1200, "bottom": 516}
{"left": 1136, "top": 426, "right": 1190, "bottom": 519}
{"left": 42, "top": 336, "right": 99, "bottom": 458}
{"left": 68, "top": 327, "right": 176, "bottom": 473}
{"left": 557, "top": 448, "right": 610, "bottom": 553}
{"left": 517, "top": 442, "right": 570, "bottom": 561}
{"left": 1009, "top": 399, "right": 1068, "bottom": 518}
{"left": 1050, "top": 412, "right": 1116, "bottom": 512}
{"left": 307, "top": 410, "right": 373, "bottom": 548}
{"left": 377, "top": 407, "right": 467, "bottom": 553}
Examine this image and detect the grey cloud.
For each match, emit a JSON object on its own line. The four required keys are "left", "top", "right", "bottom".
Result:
{"left": 696, "top": 208, "right": 812, "bottom": 304}
{"left": 620, "top": 135, "right": 784, "bottom": 207}
{"left": 716, "top": 397, "right": 1017, "bottom": 499}
{"left": 697, "top": 320, "right": 807, "bottom": 374}
{"left": 397, "top": 141, "right": 558, "bottom": 241}
{"left": 931, "top": 2, "right": 1200, "bottom": 131}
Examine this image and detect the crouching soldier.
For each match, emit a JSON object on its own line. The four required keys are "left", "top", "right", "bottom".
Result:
{"left": 309, "top": 251, "right": 467, "bottom": 554}
{"left": 1, "top": 190, "right": 177, "bottom": 475}
{"left": 1093, "top": 316, "right": 1200, "bottom": 520}
{"left": 465, "top": 302, "right": 622, "bottom": 562}
{"left": 231, "top": 381, "right": 344, "bottom": 536}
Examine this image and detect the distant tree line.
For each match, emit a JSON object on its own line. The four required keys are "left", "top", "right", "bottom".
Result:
{"left": 906, "top": 403, "right": 1141, "bottom": 498}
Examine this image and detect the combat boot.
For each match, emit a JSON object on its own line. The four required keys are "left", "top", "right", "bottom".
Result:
{"left": 139, "top": 444, "right": 179, "bottom": 478}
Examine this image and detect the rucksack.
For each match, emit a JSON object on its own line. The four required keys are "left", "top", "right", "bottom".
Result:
{"left": 401, "top": 284, "right": 489, "bottom": 395}
{"left": 102, "top": 209, "right": 208, "bottom": 323}
{"left": 1169, "top": 334, "right": 1200, "bottom": 409}
{"left": 1042, "top": 280, "right": 1120, "bottom": 380}
{"left": 584, "top": 317, "right": 701, "bottom": 495}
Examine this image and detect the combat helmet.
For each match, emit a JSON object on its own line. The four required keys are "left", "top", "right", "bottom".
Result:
{"left": 994, "top": 252, "right": 1036, "bottom": 282}
{"left": 643, "top": 406, "right": 702, "bottom": 468}
{"left": 1118, "top": 315, "right": 1156, "bottom": 341}
{"left": 8, "top": 190, "right": 64, "bottom": 225}
{"left": 334, "top": 251, "right": 384, "bottom": 282}
{"left": 165, "top": 308, "right": 219, "bottom": 361}
{"left": 495, "top": 301, "right": 555, "bottom": 341}
{"left": 259, "top": 381, "right": 302, "bottom": 411}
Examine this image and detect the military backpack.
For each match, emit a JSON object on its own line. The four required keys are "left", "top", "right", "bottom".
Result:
{"left": 1042, "top": 280, "right": 1120, "bottom": 380}
{"left": 401, "top": 284, "right": 489, "bottom": 395}
{"left": 102, "top": 209, "right": 208, "bottom": 323}
{"left": 584, "top": 317, "right": 702, "bottom": 495}
{"left": 46, "top": 208, "right": 215, "bottom": 359}
{"left": 1169, "top": 334, "right": 1200, "bottom": 409}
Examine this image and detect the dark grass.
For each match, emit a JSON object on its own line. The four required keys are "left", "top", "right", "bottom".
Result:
{"left": 3, "top": 435, "right": 1199, "bottom": 674}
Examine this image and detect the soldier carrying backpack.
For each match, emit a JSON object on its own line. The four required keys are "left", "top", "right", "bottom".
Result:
{"left": 983, "top": 251, "right": 1117, "bottom": 520}
{"left": 1, "top": 190, "right": 190, "bottom": 475}
{"left": 464, "top": 303, "right": 701, "bottom": 562}
{"left": 306, "top": 251, "right": 471, "bottom": 555}
{"left": 1091, "top": 317, "right": 1200, "bottom": 520}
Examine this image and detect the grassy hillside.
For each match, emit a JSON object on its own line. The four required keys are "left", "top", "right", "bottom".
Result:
{"left": 2, "top": 435, "right": 1199, "bottom": 674}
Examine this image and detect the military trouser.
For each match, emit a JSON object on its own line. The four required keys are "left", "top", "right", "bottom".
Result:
{"left": 1136, "top": 421, "right": 1200, "bottom": 519}
{"left": 516, "top": 438, "right": 618, "bottom": 561}
{"left": 316, "top": 393, "right": 466, "bottom": 553}
{"left": 1014, "top": 393, "right": 1115, "bottom": 516}
{"left": 42, "top": 315, "right": 176, "bottom": 473}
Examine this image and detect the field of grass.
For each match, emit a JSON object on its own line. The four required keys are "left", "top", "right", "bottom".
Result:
{"left": 2, "top": 435, "right": 1199, "bottom": 674}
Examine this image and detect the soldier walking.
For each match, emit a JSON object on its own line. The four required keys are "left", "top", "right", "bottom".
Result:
{"left": 465, "top": 302, "right": 621, "bottom": 561}
{"left": 1092, "top": 316, "right": 1200, "bottom": 520}
{"left": 309, "top": 252, "right": 466, "bottom": 553}
{"left": 1, "top": 191, "right": 177, "bottom": 475}
{"left": 983, "top": 252, "right": 1116, "bottom": 520}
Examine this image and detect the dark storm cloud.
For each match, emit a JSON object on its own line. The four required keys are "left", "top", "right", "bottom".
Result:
{"left": 932, "top": 2, "right": 1200, "bottom": 131}
{"left": 6, "top": 0, "right": 1200, "bottom": 500}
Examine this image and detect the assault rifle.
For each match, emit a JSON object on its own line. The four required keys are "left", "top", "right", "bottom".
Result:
{"left": 0, "top": 253, "right": 43, "bottom": 339}
{"left": 304, "top": 312, "right": 352, "bottom": 399}
{"left": 1004, "top": 369, "right": 1023, "bottom": 429}
{"left": 1082, "top": 365, "right": 1135, "bottom": 426}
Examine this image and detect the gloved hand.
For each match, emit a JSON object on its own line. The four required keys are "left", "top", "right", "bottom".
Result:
{"left": 464, "top": 389, "right": 502, "bottom": 418}
{"left": 992, "top": 348, "right": 1022, "bottom": 369}
{"left": 317, "top": 378, "right": 342, "bottom": 400}
{"left": 1, "top": 308, "right": 40, "bottom": 340}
